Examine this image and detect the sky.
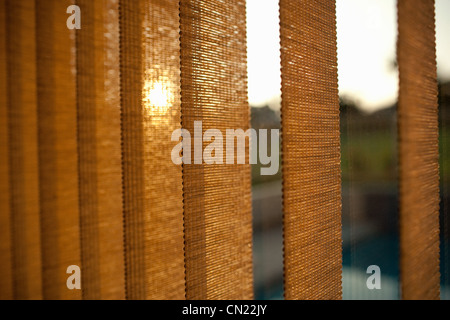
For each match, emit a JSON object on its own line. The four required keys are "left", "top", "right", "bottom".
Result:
{"left": 246, "top": 0, "right": 450, "bottom": 113}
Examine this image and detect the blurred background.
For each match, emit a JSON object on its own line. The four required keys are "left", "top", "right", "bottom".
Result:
{"left": 246, "top": 0, "right": 450, "bottom": 300}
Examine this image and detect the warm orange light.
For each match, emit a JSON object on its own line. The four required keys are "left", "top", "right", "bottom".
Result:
{"left": 143, "top": 80, "right": 173, "bottom": 124}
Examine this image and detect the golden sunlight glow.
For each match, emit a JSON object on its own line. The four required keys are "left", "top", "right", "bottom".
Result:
{"left": 146, "top": 82, "right": 169, "bottom": 107}
{"left": 143, "top": 79, "right": 174, "bottom": 124}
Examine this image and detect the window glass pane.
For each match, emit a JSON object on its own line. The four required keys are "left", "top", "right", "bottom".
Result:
{"left": 337, "top": 0, "right": 400, "bottom": 300}
{"left": 246, "top": 0, "right": 283, "bottom": 300}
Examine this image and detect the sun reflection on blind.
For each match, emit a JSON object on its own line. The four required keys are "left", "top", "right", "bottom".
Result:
{"left": 142, "top": 78, "right": 174, "bottom": 124}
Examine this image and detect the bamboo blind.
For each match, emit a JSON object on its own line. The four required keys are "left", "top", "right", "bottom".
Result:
{"left": 76, "top": 0, "right": 125, "bottom": 299}
{"left": 5, "top": 0, "right": 42, "bottom": 300}
{"left": 180, "top": 0, "right": 254, "bottom": 300}
{"left": 119, "top": 0, "right": 185, "bottom": 299}
{"left": 398, "top": 0, "right": 440, "bottom": 300}
{"left": 0, "top": 0, "right": 445, "bottom": 301}
{"left": 36, "top": 0, "right": 82, "bottom": 300}
{"left": 279, "top": 0, "right": 342, "bottom": 300}
{"left": 0, "top": 0, "right": 13, "bottom": 300}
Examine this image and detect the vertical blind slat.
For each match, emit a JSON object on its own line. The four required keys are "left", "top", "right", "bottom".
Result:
{"left": 0, "top": 0, "right": 14, "bottom": 300}
{"left": 76, "top": 0, "right": 125, "bottom": 300}
{"left": 279, "top": 0, "right": 342, "bottom": 300}
{"left": 180, "top": 0, "right": 254, "bottom": 299}
{"left": 36, "top": 0, "right": 82, "bottom": 300}
{"left": 398, "top": 0, "right": 440, "bottom": 300}
{"left": 119, "top": 0, "right": 186, "bottom": 299}
{"left": 6, "top": 0, "right": 42, "bottom": 299}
